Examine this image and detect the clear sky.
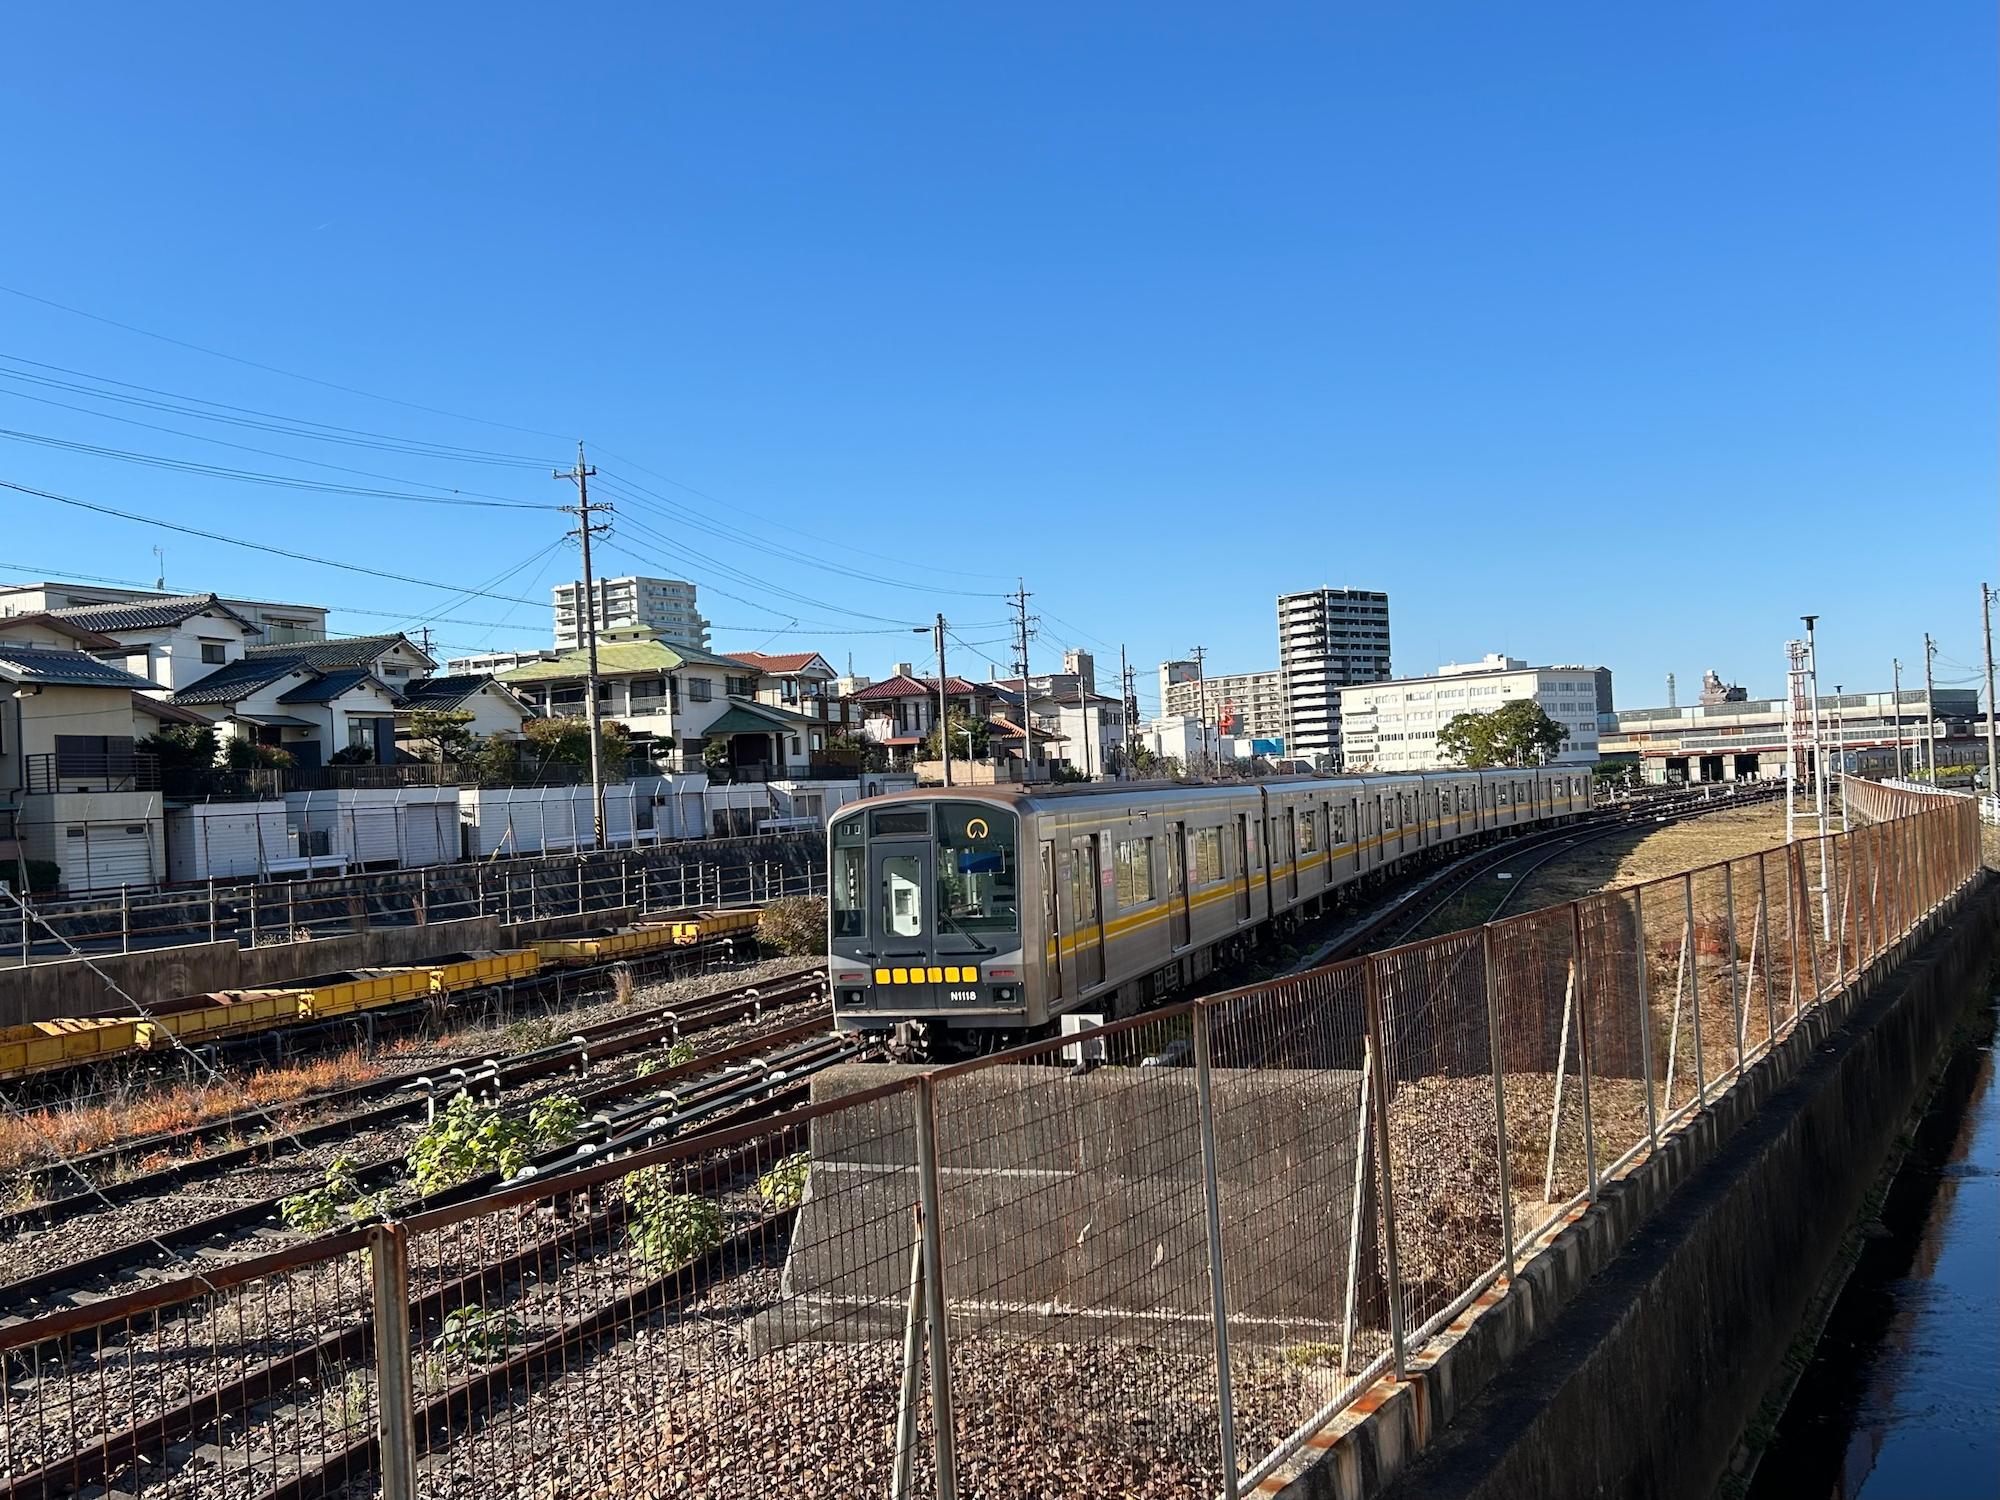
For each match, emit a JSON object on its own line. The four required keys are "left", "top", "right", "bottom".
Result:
{"left": 1, "top": 3, "right": 1993, "bottom": 718}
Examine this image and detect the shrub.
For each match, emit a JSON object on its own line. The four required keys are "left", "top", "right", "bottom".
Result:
{"left": 1, "top": 859, "right": 61, "bottom": 896}
{"left": 431, "top": 1306, "right": 520, "bottom": 1362}
{"left": 280, "top": 1155, "right": 389, "bottom": 1232}
{"left": 757, "top": 894, "right": 827, "bottom": 956}
{"left": 407, "top": 1094, "right": 532, "bottom": 1195}
{"left": 626, "top": 1166, "right": 724, "bottom": 1271}
{"left": 756, "top": 1152, "right": 811, "bottom": 1212}
{"left": 527, "top": 1093, "right": 585, "bottom": 1147}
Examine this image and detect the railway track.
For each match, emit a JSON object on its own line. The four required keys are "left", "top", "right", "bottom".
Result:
{"left": 0, "top": 1014, "right": 856, "bottom": 1314}
{"left": 1, "top": 957, "right": 824, "bottom": 1230}
{"left": 0, "top": 974, "right": 852, "bottom": 1309}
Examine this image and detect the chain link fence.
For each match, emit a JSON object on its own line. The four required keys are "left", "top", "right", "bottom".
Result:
{"left": 1, "top": 786, "right": 1978, "bottom": 1498}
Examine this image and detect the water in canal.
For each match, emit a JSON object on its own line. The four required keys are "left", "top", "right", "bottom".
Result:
{"left": 1748, "top": 987, "right": 1999, "bottom": 1499}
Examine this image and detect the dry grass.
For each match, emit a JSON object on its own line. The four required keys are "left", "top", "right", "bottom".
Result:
{"left": 0, "top": 1049, "right": 384, "bottom": 1179}
{"left": 1509, "top": 800, "right": 1794, "bottom": 911}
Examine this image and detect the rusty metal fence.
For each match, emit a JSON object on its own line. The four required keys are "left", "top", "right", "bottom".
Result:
{"left": 1, "top": 789, "right": 1979, "bottom": 1499}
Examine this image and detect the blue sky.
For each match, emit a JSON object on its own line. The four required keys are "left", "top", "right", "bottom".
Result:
{"left": 1, "top": 3, "right": 1993, "bottom": 717}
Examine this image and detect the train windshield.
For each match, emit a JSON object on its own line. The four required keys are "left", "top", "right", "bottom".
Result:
{"left": 935, "top": 803, "right": 1018, "bottom": 933}
{"left": 830, "top": 813, "right": 867, "bottom": 939}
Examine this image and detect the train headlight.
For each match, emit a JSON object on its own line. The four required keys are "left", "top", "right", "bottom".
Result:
{"left": 992, "top": 984, "right": 1017, "bottom": 1005}
{"left": 838, "top": 988, "right": 866, "bottom": 1008}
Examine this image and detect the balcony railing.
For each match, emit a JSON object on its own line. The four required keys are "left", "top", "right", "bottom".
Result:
{"left": 25, "top": 751, "right": 162, "bottom": 795}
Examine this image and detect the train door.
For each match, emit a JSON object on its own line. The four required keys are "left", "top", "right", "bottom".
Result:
{"left": 1235, "top": 814, "right": 1253, "bottom": 920}
{"left": 1167, "top": 822, "right": 1191, "bottom": 949}
{"left": 1040, "top": 839, "right": 1062, "bottom": 1004}
{"left": 1070, "top": 834, "right": 1105, "bottom": 990}
{"left": 1283, "top": 808, "right": 1299, "bottom": 900}
{"left": 868, "top": 832, "right": 932, "bottom": 974}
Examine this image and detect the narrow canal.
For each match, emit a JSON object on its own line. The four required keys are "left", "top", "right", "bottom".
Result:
{"left": 1748, "top": 987, "right": 1999, "bottom": 1499}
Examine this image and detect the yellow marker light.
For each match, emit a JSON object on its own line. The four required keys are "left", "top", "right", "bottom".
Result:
{"left": 891, "top": 968, "right": 909, "bottom": 985}
{"left": 873, "top": 969, "right": 891, "bottom": 985}
{"left": 927, "top": 966, "right": 944, "bottom": 983}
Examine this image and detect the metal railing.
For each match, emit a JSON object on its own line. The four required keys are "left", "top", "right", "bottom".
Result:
{"left": 0, "top": 791, "right": 1978, "bottom": 1499}
{"left": 22, "top": 750, "right": 161, "bottom": 794}
{"left": 7, "top": 832, "right": 827, "bottom": 963}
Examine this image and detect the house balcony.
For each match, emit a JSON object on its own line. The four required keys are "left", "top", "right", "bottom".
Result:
{"left": 25, "top": 751, "right": 162, "bottom": 795}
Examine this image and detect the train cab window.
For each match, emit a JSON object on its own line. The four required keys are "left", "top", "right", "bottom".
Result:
{"left": 1300, "top": 810, "right": 1318, "bottom": 854}
{"left": 935, "top": 804, "right": 1018, "bottom": 932}
{"left": 880, "top": 854, "right": 924, "bottom": 938}
{"left": 1115, "top": 838, "right": 1154, "bottom": 906}
{"left": 831, "top": 815, "right": 866, "bottom": 939}
{"left": 872, "top": 809, "right": 929, "bottom": 837}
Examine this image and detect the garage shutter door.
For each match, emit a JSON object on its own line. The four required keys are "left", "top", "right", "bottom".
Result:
{"left": 66, "top": 825, "right": 154, "bottom": 893}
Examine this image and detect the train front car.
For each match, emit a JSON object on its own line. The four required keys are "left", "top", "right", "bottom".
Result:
{"left": 827, "top": 793, "right": 1031, "bottom": 1053}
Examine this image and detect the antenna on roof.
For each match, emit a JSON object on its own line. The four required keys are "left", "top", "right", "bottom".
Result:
{"left": 152, "top": 545, "right": 166, "bottom": 592}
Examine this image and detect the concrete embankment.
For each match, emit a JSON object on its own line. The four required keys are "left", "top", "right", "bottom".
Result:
{"left": 1289, "top": 874, "right": 1998, "bottom": 1500}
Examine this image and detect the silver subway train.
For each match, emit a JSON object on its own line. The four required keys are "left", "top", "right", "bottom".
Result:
{"left": 826, "top": 768, "right": 1593, "bottom": 1049}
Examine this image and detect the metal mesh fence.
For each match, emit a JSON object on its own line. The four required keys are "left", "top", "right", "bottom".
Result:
{"left": 0, "top": 790, "right": 1979, "bottom": 1500}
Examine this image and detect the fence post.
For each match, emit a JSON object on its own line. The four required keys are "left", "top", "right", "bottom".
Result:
{"left": 368, "top": 1220, "right": 418, "bottom": 1500}
{"left": 248, "top": 882, "right": 259, "bottom": 947}
{"left": 1756, "top": 854, "right": 1777, "bottom": 1044}
{"left": 912, "top": 1078, "right": 958, "bottom": 1500}
{"left": 620, "top": 853, "right": 630, "bottom": 912}
{"left": 207, "top": 878, "right": 217, "bottom": 943}
{"left": 119, "top": 883, "right": 130, "bottom": 954}
{"left": 1480, "top": 925, "right": 1517, "bottom": 1279}
{"left": 1791, "top": 842, "right": 1822, "bottom": 1010}
{"left": 1632, "top": 885, "right": 1659, "bottom": 1150}
{"left": 1722, "top": 863, "right": 1744, "bottom": 1076}
{"left": 1192, "top": 1003, "right": 1240, "bottom": 1494}
{"left": 1569, "top": 901, "right": 1599, "bottom": 1201}
{"left": 17, "top": 895, "right": 27, "bottom": 967}
{"left": 529, "top": 866, "right": 539, "bottom": 921}
{"left": 1683, "top": 874, "right": 1706, "bottom": 1107}
{"left": 1361, "top": 958, "right": 1408, "bottom": 1379}
{"left": 417, "top": 868, "right": 429, "bottom": 926}
{"left": 576, "top": 858, "right": 585, "bottom": 917}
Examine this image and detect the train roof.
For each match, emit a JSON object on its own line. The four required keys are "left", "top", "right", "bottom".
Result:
{"left": 847, "top": 766, "right": 1575, "bottom": 815}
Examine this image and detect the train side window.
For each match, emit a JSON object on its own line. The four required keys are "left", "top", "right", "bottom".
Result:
{"left": 1192, "top": 825, "right": 1223, "bottom": 884}
{"left": 1300, "top": 810, "right": 1318, "bottom": 853}
{"left": 1115, "top": 838, "right": 1155, "bottom": 906}
{"left": 831, "top": 815, "right": 866, "bottom": 939}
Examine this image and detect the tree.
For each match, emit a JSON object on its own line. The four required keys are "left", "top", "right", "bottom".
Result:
{"left": 1593, "top": 759, "right": 1640, "bottom": 791}
{"left": 825, "top": 730, "right": 887, "bottom": 773}
{"left": 522, "top": 715, "right": 631, "bottom": 770}
{"left": 921, "top": 710, "right": 991, "bottom": 762}
{"left": 222, "top": 738, "right": 294, "bottom": 769}
{"left": 141, "top": 723, "right": 218, "bottom": 773}
{"left": 701, "top": 740, "right": 732, "bottom": 778}
{"left": 409, "top": 707, "right": 477, "bottom": 763}
{"left": 1436, "top": 699, "right": 1569, "bottom": 769}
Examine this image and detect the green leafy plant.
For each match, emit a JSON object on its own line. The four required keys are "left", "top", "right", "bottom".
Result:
{"left": 625, "top": 1166, "right": 724, "bottom": 1271}
{"left": 280, "top": 1155, "right": 389, "bottom": 1232}
{"left": 407, "top": 1094, "right": 532, "bottom": 1195}
{"left": 527, "top": 1093, "right": 585, "bottom": 1147}
{"left": 756, "top": 1152, "right": 811, "bottom": 1212}
{"left": 757, "top": 895, "right": 826, "bottom": 957}
{"left": 431, "top": 1306, "right": 521, "bottom": 1363}
{"left": 1436, "top": 699, "right": 1569, "bottom": 769}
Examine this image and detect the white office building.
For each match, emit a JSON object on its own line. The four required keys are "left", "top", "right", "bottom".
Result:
{"left": 1340, "top": 654, "right": 1608, "bottom": 772}
{"left": 553, "top": 576, "right": 709, "bottom": 652}
{"left": 1277, "top": 588, "right": 1392, "bottom": 769}
{"left": 1158, "top": 662, "right": 1289, "bottom": 742}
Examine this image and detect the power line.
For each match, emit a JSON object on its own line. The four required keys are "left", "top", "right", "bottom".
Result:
{"left": 0, "top": 281, "right": 573, "bottom": 442}
{"left": 4, "top": 479, "right": 551, "bottom": 606}
{"left": 0, "top": 353, "right": 552, "bottom": 467}
{"left": 0, "top": 425, "right": 555, "bottom": 510}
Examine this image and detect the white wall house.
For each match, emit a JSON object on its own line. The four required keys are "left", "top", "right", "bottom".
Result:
{"left": 41, "top": 592, "right": 257, "bottom": 692}
{"left": 1, "top": 581, "right": 328, "bottom": 648}
{"left": 1340, "top": 654, "right": 1607, "bottom": 772}
{"left": 391, "top": 674, "right": 534, "bottom": 747}
{"left": 170, "top": 633, "right": 437, "bottom": 768}
{"left": 0, "top": 622, "right": 170, "bottom": 893}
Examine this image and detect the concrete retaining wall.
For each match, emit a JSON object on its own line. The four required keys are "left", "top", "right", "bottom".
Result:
{"left": 1279, "top": 874, "right": 1997, "bottom": 1500}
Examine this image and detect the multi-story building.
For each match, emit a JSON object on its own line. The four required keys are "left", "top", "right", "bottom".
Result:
{"left": 445, "top": 647, "right": 560, "bottom": 675}
{"left": 1277, "top": 588, "right": 1392, "bottom": 769}
{"left": 1602, "top": 683, "right": 1979, "bottom": 785}
{"left": 553, "top": 576, "right": 708, "bottom": 652}
{"left": 1340, "top": 654, "right": 1608, "bottom": 772}
{"left": 0, "top": 581, "right": 328, "bottom": 647}
{"left": 1158, "top": 663, "right": 1288, "bottom": 742}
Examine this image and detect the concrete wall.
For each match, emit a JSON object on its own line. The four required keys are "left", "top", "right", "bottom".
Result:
{"left": 1283, "top": 874, "right": 1998, "bottom": 1500}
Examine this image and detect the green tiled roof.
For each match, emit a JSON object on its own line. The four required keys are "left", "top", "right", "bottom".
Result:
{"left": 702, "top": 698, "right": 822, "bottom": 737}
{"left": 499, "top": 639, "right": 745, "bottom": 683}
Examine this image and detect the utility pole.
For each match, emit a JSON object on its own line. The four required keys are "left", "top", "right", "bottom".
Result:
{"left": 1011, "top": 580, "right": 1036, "bottom": 781}
{"left": 1191, "top": 644, "right": 1209, "bottom": 780}
{"left": 1119, "top": 646, "right": 1136, "bottom": 776}
{"left": 1892, "top": 658, "right": 1904, "bottom": 779}
{"left": 1984, "top": 585, "right": 1998, "bottom": 799}
{"left": 1077, "top": 676, "right": 1093, "bottom": 781}
{"left": 1802, "top": 614, "right": 1827, "bottom": 838}
{"left": 555, "top": 442, "right": 610, "bottom": 848}
{"left": 1923, "top": 632, "right": 1938, "bottom": 782}
{"left": 920, "top": 614, "right": 951, "bottom": 788}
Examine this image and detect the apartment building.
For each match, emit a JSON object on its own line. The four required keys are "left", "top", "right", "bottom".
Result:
{"left": 1276, "top": 588, "right": 1392, "bottom": 769}
{"left": 1158, "top": 662, "right": 1288, "bottom": 742}
{"left": 1340, "top": 654, "right": 1607, "bottom": 772}
{"left": 553, "top": 576, "right": 708, "bottom": 652}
